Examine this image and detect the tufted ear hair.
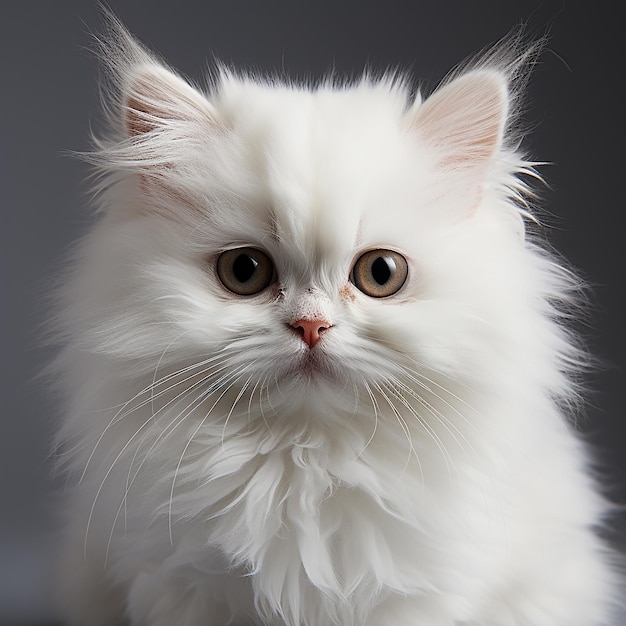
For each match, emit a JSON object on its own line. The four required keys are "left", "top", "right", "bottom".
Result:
{"left": 412, "top": 70, "right": 509, "bottom": 171}
{"left": 93, "top": 8, "right": 219, "bottom": 139}
{"left": 86, "top": 11, "right": 225, "bottom": 219}
{"left": 124, "top": 63, "right": 218, "bottom": 138}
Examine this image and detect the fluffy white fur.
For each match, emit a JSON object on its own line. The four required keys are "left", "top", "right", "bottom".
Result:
{"left": 51, "top": 19, "right": 621, "bottom": 626}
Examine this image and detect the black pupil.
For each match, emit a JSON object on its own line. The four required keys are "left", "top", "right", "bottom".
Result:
{"left": 371, "top": 256, "right": 394, "bottom": 285}
{"left": 233, "top": 254, "right": 259, "bottom": 283}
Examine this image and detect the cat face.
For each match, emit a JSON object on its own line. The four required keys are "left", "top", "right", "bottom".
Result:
{"left": 80, "top": 32, "right": 529, "bottom": 434}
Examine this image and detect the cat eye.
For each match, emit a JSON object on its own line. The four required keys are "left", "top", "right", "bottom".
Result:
{"left": 352, "top": 249, "right": 408, "bottom": 298}
{"left": 216, "top": 247, "right": 275, "bottom": 295}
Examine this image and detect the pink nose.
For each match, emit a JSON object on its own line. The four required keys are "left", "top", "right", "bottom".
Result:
{"left": 290, "top": 318, "right": 331, "bottom": 349}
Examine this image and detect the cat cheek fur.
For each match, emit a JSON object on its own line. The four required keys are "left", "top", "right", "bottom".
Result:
{"left": 50, "top": 15, "right": 623, "bottom": 626}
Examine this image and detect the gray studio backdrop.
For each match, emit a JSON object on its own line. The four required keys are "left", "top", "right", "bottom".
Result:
{"left": 1, "top": 2, "right": 624, "bottom": 624}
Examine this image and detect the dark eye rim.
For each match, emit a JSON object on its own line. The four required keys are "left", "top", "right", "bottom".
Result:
{"left": 350, "top": 248, "right": 409, "bottom": 298}
{"left": 215, "top": 246, "right": 276, "bottom": 296}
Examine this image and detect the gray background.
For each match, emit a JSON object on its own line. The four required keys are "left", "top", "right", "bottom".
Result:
{"left": 1, "top": 2, "right": 624, "bottom": 624}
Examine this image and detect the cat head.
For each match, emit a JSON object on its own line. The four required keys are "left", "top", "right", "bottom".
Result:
{"left": 71, "top": 20, "right": 554, "bottom": 434}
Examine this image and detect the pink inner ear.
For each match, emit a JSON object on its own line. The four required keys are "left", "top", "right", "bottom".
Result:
{"left": 125, "top": 71, "right": 178, "bottom": 137}
{"left": 123, "top": 65, "right": 218, "bottom": 139}
{"left": 126, "top": 92, "right": 156, "bottom": 137}
{"left": 120, "top": 66, "right": 222, "bottom": 219}
{"left": 413, "top": 70, "right": 509, "bottom": 170}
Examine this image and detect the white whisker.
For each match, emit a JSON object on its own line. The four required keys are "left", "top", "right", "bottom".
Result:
{"left": 255, "top": 373, "right": 273, "bottom": 435}
{"left": 379, "top": 379, "right": 454, "bottom": 478}
{"left": 168, "top": 362, "right": 253, "bottom": 545}
{"left": 359, "top": 381, "right": 380, "bottom": 460}
{"left": 221, "top": 373, "right": 255, "bottom": 449}
{"left": 372, "top": 381, "right": 423, "bottom": 486}
{"left": 389, "top": 375, "right": 476, "bottom": 460}
{"left": 150, "top": 329, "right": 199, "bottom": 417}
{"left": 104, "top": 356, "right": 251, "bottom": 565}
{"left": 85, "top": 411, "right": 155, "bottom": 564}
{"left": 104, "top": 377, "right": 219, "bottom": 566}
{"left": 79, "top": 352, "right": 226, "bottom": 483}
{"left": 96, "top": 353, "right": 242, "bottom": 565}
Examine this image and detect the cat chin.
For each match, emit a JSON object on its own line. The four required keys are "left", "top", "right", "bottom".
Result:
{"left": 265, "top": 369, "right": 360, "bottom": 421}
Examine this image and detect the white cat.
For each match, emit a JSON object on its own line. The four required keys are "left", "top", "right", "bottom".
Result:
{"left": 51, "top": 16, "right": 622, "bottom": 626}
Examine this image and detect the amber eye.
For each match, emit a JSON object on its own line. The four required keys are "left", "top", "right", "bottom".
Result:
{"left": 352, "top": 249, "right": 408, "bottom": 298}
{"left": 216, "top": 247, "right": 274, "bottom": 295}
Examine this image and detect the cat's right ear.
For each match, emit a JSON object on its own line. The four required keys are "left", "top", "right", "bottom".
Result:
{"left": 91, "top": 12, "right": 223, "bottom": 218}
{"left": 123, "top": 64, "right": 218, "bottom": 138}
{"left": 96, "top": 11, "right": 220, "bottom": 140}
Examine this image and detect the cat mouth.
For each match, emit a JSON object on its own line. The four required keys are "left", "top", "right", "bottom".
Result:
{"left": 290, "top": 345, "right": 340, "bottom": 382}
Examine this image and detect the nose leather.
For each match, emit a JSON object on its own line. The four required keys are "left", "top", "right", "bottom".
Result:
{"left": 290, "top": 318, "right": 331, "bottom": 349}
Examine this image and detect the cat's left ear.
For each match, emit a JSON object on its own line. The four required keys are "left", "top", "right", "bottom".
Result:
{"left": 411, "top": 70, "right": 508, "bottom": 171}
